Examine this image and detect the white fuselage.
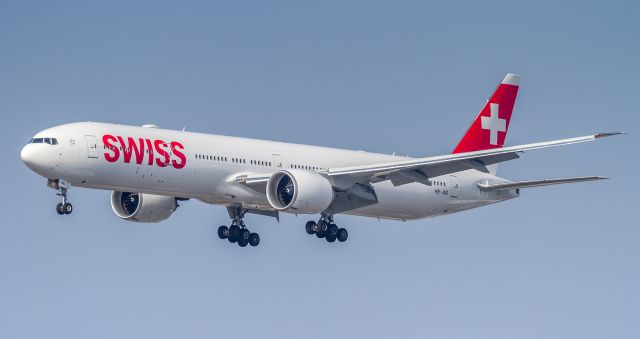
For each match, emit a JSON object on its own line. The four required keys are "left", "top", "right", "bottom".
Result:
{"left": 21, "top": 122, "right": 518, "bottom": 220}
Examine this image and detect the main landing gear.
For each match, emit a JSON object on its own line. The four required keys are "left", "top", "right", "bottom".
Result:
{"left": 217, "top": 207, "right": 260, "bottom": 247}
{"left": 305, "top": 215, "right": 348, "bottom": 243}
{"left": 50, "top": 179, "right": 73, "bottom": 215}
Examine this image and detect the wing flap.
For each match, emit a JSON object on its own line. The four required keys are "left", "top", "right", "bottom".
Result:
{"left": 233, "top": 173, "right": 271, "bottom": 193}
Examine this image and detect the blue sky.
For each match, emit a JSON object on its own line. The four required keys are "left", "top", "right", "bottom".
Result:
{"left": 0, "top": 1, "right": 637, "bottom": 338}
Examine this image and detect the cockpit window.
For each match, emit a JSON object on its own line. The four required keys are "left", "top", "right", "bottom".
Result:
{"left": 29, "top": 137, "right": 58, "bottom": 145}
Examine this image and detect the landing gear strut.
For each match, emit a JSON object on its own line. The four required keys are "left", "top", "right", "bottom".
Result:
{"left": 305, "top": 214, "right": 348, "bottom": 243}
{"left": 217, "top": 207, "right": 260, "bottom": 247}
{"left": 50, "top": 179, "right": 72, "bottom": 215}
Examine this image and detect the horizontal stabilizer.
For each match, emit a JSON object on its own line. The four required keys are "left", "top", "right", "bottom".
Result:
{"left": 477, "top": 176, "right": 608, "bottom": 191}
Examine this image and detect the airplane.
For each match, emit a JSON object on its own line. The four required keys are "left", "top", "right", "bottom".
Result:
{"left": 20, "top": 74, "right": 623, "bottom": 247}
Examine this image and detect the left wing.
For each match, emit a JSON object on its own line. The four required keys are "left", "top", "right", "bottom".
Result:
{"left": 477, "top": 176, "right": 608, "bottom": 191}
{"left": 327, "top": 132, "right": 623, "bottom": 188}
{"left": 231, "top": 133, "right": 622, "bottom": 192}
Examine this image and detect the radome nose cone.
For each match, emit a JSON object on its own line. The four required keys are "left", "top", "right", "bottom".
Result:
{"left": 21, "top": 144, "right": 38, "bottom": 169}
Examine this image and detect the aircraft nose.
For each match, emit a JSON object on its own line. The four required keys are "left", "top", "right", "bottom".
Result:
{"left": 20, "top": 143, "right": 52, "bottom": 174}
{"left": 20, "top": 144, "right": 37, "bottom": 167}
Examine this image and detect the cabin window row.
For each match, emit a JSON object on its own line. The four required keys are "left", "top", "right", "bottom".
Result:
{"left": 194, "top": 154, "right": 272, "bottom": 167}
{"left": 290, "top": 164, "right": 322, "bottom": 171}
{"left": 429, "top": 181, "right": 446, "bottom": 187}
{"left": 249, "top": 160, "right": 271, "bottom": 167}
{"left": 196, "top": 154, "right": 227, "bottom": 162}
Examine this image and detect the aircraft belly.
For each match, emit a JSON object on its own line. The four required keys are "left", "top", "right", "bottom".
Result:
{"left": 341, "top": 181, "right": 434, "bottom": 220}
{"left": 340, "top": 174, "right": 502, "bottom": 220}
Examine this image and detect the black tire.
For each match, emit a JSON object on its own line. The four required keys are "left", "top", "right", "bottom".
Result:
{"left": 317, "top": 220, "right": 328, "bottom": 233}
{"left": 56, "top": 203, "right": 64, "bottom": 215}
{"left": 315, "top": 231, "right": 325, "bottom": 238}
{"left": 62, "top": 203, "right": 73, "bottom": 214}
{"left": 305, "top": 221, "right": 316, "bottom": 235}
{"left": 217, "top": 225, "right": 229, "bottom": 239}
{"left": 228, "top": 225, "right": 240, "bottom": 243}
{"left": 238, "top": 239, "right": 248, "bottom": 247}
{"left": 240, "top": 229, "right": 250, "bottom": 242}
{"left": 326, "top": 234, "right": 336, "bottom": 243}
{"left": 327, "top": 224, "right": 338, "bottom": 237}
{"left": 249, "top": 233, "right": 260, "bottom": 247}
{"left": 337, "top": 228, "right": 348, "bottom": 242}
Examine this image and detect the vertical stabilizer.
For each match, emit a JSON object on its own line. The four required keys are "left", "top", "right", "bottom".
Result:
{"left": 452, "top": 74, "right": 520, "bottom": 154}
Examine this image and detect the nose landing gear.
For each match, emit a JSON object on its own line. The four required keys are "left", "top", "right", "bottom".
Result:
{"left": 49, "top": 179, "right": 72, "bottom": 215}
{"left": 217, "top": 207, "right": 260, "bottom": 247}
{"left": 305, "top": 215, "right": 348, "bottom": 244}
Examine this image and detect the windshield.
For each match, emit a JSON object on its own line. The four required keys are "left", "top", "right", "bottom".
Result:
{"left": 29, "top": 137, "right": 58, "bottom": 145}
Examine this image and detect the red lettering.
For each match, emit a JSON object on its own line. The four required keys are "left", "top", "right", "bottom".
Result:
{"left": 103, "top": 134, "right": 186, "bottom": 170}
{"left": 170, "top": 141, "right": 186, "bottom": 169}
{"left": 117, "top": 136, "right": 145, "bottom": 164}
{"left": 103, "top": 135, "right": 119, "bottom": 162}
{"left": 154, "top": 139, "right": 170, "bottom": 167}
{"left": 145, "top": 139, "right": 154, "bottom": 165}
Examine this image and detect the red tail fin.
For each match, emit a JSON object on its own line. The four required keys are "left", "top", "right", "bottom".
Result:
{"left": 452, "top": 74, "right": 520, "bottom": 154}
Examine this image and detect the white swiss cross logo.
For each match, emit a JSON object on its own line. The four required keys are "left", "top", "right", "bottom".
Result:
{"left": 481, "top": 103, "right": 507, "bottom": 145}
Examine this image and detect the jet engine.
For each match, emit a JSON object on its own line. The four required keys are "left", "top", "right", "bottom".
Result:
{"left": 110, "top": 191, "right": 178, "bottom": 223}
{"left": 266, "top": 170, "right": 334, "bottom": 214}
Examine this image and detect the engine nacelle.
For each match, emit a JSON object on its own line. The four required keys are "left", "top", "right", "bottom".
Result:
{"left": 266, "top": 170, "right": 334, "bottom": 214}
{"left": 110, "top": 191, "right": 178, "bottom": 223}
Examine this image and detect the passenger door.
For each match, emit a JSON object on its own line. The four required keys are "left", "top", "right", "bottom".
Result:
{"left": 85, "top": 135, "right": 99, "bottom": 158}
{"left": 449, "top": 175, "right": 460, "bottom": 198}
{"left": 272, "top": 154, "right": 283, "bottom": 169}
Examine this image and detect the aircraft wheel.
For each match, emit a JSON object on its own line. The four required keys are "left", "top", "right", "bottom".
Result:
{"left": 228, "top": 225, "right": 240, "bottom": 243}
{"left": 239, "top": 229, "right": 250, "bottom": 242}
{"left": 56, "top": 203, "right": 64, "bottom": 215}
{"left": 337, "top": 228, "right": 348, "bottom": 242}
{"left": 305, "top": 221, "right": 316, "bottom": 235}
{"left": 327, "top": 224, "right": 338, "bottom": 237}
{"left": 315, "top": 231, "right": 325, "bottom": 239}
{"left": 326, "top": 234, "right": 336, "bottom": 243}
{"left": 217, "top": 225, "right": 229, "bottom": 239}
{"left": 317, "top": 220, "right": 328, "bottom": 233}
{"left": 62, "top": 203, "right": 73, "bottom": 215}
{"left": 238, "top": 239, "right": 248, "bottom": 247}
{"left": 249, "top": 233, "right": 260, "bottom": 247}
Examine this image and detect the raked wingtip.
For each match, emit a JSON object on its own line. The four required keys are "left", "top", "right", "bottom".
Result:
{"left": 595, "top": 132, "right": 626, "bottom": 138}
